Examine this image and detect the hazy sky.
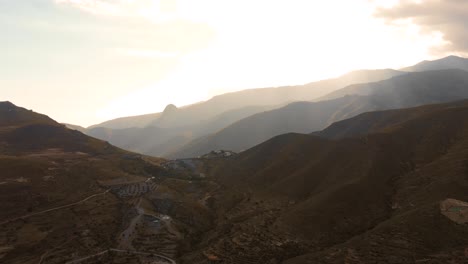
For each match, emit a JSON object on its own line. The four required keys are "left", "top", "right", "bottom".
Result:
{"left": 1, "top": 0, "right": 465, "bottom": 126}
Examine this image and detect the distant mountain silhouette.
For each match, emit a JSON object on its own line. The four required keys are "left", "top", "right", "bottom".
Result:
{"left": 91, "top": 55, "right": 468, "bottom": 131}
{"left": 402, "top": 55, "right": 468, "bottom": 72}
{"left": 169, "top": 69, "right": 468, "bottom": 158}
{"left": 89, "top": 69, "right": 404, "bottom": 130}
{"left": 86, "top": 69, "right": 404, "bottom": 156}
{"left": 86, "top": 104, "right": 276, "bottom": 156}
{"left": 88, "top": 56, "right": 468, "bottom": 158}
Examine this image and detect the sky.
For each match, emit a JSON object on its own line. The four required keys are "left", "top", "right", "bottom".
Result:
{"left": 1, "top": 0, "right": 467, "bottom": 127}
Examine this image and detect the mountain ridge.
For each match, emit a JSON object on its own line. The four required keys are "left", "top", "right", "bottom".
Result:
{"left": 169, "top": 69, "right": 468, "bottom": 158}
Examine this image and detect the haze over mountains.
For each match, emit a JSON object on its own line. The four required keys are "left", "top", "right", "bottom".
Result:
{"left": 73, "top": 55, "right": 468, "bottom": 159}
{"left": 171, "top": 68, "right": 468, "bottom": 158}
{"left": 78, "top": 67, "right": 407, "bottom": 157}
{"left": 90, "top": 68, "right": 403, "bottom": 129}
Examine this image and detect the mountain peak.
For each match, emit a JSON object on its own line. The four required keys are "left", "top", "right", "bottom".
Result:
{"left": 0, "top": 101, "right": 16, "bottom": 108}
{"left": 163, "top": 104, "right": 178, "bottom": 114}
{"left": 0, "top": 101, "right": 19, "bottom": 112}
{"left": 444, "top": 55, "right": 462, "bottom": 59}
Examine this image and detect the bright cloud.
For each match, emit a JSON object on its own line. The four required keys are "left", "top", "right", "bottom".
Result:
{"left": 375, "top": 0, "right": 468, "bottom": 56}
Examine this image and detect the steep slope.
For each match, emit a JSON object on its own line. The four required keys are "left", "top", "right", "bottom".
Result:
{"left": 0, "top": 101, "right": 55, "bottom": 126}
{"left": 62, "top": 123, "right": 87, "bottom": 133}
{"left": 170, "top": 69, "right": 468, "bottom": 158}
{"left": 181, "top": 100, "right": 468, "bottom": 263}
{"left": 402, "top": 55, "right": 468, "bottom": 72}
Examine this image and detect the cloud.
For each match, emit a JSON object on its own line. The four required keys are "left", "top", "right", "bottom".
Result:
{"left": 374, "top": 0, "right": 468, "bottom": 55}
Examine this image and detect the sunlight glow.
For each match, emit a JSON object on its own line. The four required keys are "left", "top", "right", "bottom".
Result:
{"left": 5, "top": 0, "right": 451, "bottom": 126}
{"left": 95, "top": 0, "right": 447, "bottom": 123}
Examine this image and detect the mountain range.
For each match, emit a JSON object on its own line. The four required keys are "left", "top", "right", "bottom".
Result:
{"left": 2, "top": 88, "right": 468, "bottom": 263}
{"left": 73, "top": 55, "right": 468, "bottom": 160}
{"left": 169, "top": 69, "right": 468, "bottom": 158}
{"left": 76, "top": 68, "right": 406, "bottom": 157}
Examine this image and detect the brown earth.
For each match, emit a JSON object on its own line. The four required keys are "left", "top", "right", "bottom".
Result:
{"left": 2, "top": 100, "right": 468, "bottom": 263}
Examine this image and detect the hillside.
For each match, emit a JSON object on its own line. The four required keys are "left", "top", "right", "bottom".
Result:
{"left": 179, "top": 99, "right": 468, "bottom": 263}
{"left": 62, "top": 123, "right": 87, "bottom": 133}
{"left": 0, "top": 101, "right": 56, "bottom": 127}
{"left": 169, "top": 69, "right": 468, "bottom": 158}
{"left": 0, "top": 102, "right": 213, "bottom": 264}
{"left": 313, "top": 100, "right": 468, "bottom": 139}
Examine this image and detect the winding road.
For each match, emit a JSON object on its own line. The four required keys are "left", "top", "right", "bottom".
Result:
{"left": 64, "top": 248, "right": 176, "bottom": 264}
{"left": 0, "top": 189, "right": 111, "bottom": 226}
{"left": 1, "top": 184, "right": 177, "bottom": 263}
